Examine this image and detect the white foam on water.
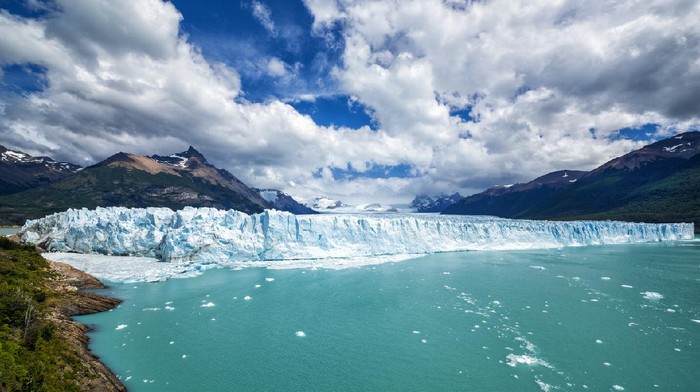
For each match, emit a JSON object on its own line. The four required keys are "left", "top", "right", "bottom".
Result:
{"left": 200, "top": 302, "right": 215, "bottom": 307}
{"left": 295, "top": 331, "right": 306, "bottom": 337}
{"left": 621, "top": 285, "right": 633, "bottom": 288}
{"left": 642, "top": 292, "right": 664, "bottom": 300}
{"left": 529, "top": 266, "right": 546, "bottom": 270}
{"left": 244, "top": 295, "right": 252, "bottom": 301}
{"left": 142, "top": 308, "right": 160, "bottom": 311}
{"left": 115, "top": 324, "right": 128, "bottom": 330}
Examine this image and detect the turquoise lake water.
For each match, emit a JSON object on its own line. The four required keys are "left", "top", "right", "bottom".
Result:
{"left": 0, "top": 227, "right": 19, "bottom": 236}
{"left": 77, "top": 241, "right": 700, "bottom": 391}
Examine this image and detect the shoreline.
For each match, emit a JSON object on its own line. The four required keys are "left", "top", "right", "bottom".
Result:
{"left": 45, "top": 257, "right": 127, "bottom": 392}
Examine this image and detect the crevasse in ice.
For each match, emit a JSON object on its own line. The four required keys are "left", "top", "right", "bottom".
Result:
{"left": 18, "top": 207, "right": 694, "bottom": 264}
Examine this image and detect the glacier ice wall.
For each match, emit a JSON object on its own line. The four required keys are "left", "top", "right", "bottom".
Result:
{"left": 19, "top": 207, "right": 694, "bottom": 265}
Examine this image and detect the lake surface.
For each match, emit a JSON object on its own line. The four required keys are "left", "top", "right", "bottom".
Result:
{"left": 0, "top": 227, "right": 19, "bottom": 236}
{"left": 77, "top": 240, "right": 700, "bottom": 391}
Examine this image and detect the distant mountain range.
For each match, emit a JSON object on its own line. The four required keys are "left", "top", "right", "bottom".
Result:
{"left": 256, "top": 189, "right": 317, "bottom": 215}
{"left": 0, "top": 145, "right": 82, "bottom": 195}
{"left": 444, "top": 131, "right": 700, "bottom": 231}
{"left": 411, "top": 193, "right": 463, "bottom": 212}
{"left": 0, "top": 146, "right": 315, "bottom": 225}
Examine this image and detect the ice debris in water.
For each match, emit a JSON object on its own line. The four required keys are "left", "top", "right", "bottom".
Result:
{"left": 642, "top": 292, "right": 664, "bottom": 300}
{"left": 200, "top": 302, "right": 215, "bottom": 307}
{"left": 612, "top": 385, "right": 625, "bottom": 391}
{"left": 505, "top": 354, "right": 551, "bottom": 368}
{"left": 115, "top": 324, "right": 128, "bottom": 330}
{"left": 265, "top": 277, "right": 275, "bottom": 282}
{"left": 601, "top": 276, "right": 611, "bottom": 280}
{"left": 17, "top": 207, "right": 693, "bottom": 282}
{"left": 295, "top": 331, "right": 306, "bottom": 337}
{"left": 621, "top": 285, "right": 633, "bottom": 288}
{"left": 244, "top": 296, "right": 252, "bottom": 301}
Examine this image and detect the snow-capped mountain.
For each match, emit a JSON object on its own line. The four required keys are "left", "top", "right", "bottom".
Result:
{"left": 411, "top": 193, "right": 463, "bottom": 213}
{"left": 0, "top": 145, "right": 82, "bottom": 195}
{"left": 444, "top": 131, "right": 700, "bottom": 231}
{"left": 0, "top": 146, "right": 270, "bottom": 225}
{"left": 256, "top": 189, "right": 318, "bottom": 214}
{"left": 312, "top": 197, "right": 347, "bottom": 209}
{"left": 355, "top": 203, "right": 398, "bottom": 213}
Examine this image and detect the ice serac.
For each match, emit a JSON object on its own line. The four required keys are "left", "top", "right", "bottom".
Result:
{"left": 19, "top": 207, "right": 694, "bottom": 264}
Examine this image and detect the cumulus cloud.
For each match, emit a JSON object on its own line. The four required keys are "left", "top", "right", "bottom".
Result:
{"left": 305, "top": 0, "right": 700, "bottom": 194}
{"left": 0, "top": 0, "right": 414, "bottom": 203}
{"left": 1, "top": 0, "right": 699, "bottom": 206}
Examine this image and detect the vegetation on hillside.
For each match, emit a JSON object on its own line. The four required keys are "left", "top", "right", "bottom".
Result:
{"left": 0, "top": 237, "right": 89, "bottom": 391}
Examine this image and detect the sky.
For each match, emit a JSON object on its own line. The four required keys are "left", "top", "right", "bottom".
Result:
{"left": 0, "top": 0, "right": 699, "bottom": 205}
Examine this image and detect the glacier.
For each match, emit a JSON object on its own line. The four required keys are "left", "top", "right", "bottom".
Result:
{"left": 18, "top": 207, "right": 694, "bottom": 281}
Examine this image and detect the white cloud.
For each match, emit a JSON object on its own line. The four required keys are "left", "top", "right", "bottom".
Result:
{"left": 303, "top": 0, "right": 700, "bottom": 197}
{"left": 0, "top": 0, "right": 699, "bottom": 206}
{"left": 250, "top": 1, "right": 276, "bottom": 36}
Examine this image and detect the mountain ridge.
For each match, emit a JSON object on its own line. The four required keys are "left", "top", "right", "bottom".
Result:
{"left": 443, "top": 131, "right": 700, "bottom": 231}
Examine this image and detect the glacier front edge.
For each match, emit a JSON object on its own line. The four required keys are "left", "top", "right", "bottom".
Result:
{"left": 19, "top": 207, "right": 694, "bottom": 267}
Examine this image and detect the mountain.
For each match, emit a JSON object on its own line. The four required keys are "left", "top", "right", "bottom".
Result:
{"left": 443, "top": 131, "right": 700, "bottom": 230}
{"left": 312, "top": 197, "right": 347, "bottom": 210}
{"left": 411, "top": 193, "right": 463, "bottom": 212}
{"left": 0, "top": 147, "right": 270, "bottom": 225}
{"left": 443, "top": 170, "right": 586, "bottom": 217}
{"left": 0, "top": 145, "right": 82, "bottom": 195}
{"left": 355, "top": 203, "right": 398, "bottom": 213}
{"left": 256, "top": 189, "right": 318, "bottom": 214}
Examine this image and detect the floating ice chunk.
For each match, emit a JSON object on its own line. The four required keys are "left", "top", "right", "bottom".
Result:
{"left": 115, "top": 324, "right": 128, "bottom": 330}
{"left": 442, "top": 272, "right": 451, "bottom": 275}
{"left": 596, "top": 339, "right": 603, "bottom": 344}
{"left": 621, "top": 285, "right": 633, "bottom": 288}
{"left": 642, "top": 292, "right": 663, "bottom": 300}
{"left": 182, "top": 354, "right": 187, "bottom": 359}
{"left": 612, "top": 385, "right": 624, "bottom": 391}
{"left": 244, "top": 295, "right": 252, "bottom": 301}
{"left": 603, "top": 362, "right": 611, "bottom": 366}
{"left": 601, "top": 276, "right": 611, "bottom": 280}
{"left": 164, "top": 306, "right": 175, "bottom": 311}
{"left": 254, "top": 284, "right": 261, "bottom": 288}
{"left": 295, "top": 331, "right": 306, "bottom": 337}
{"left": 265, "top": 278, "right": 275, "bottom": 282}
{"left": 692, "top": 319, "right": 700, "bottom": 324}
{"left": 666, "top": 308, "right": 676, "bottom": 313}
{"left": 535, "top": 379, "right": 553, "bottom": 392}
{"left": 674, "top": 348, "right": 681, "bottom": 352}
{"left": 142, "top": 307, "right": 160, "bottom": 311}
{"left": 529, "top": 266, "right": 546, "bottom": 270}
{"left": 572, "top": 277, "right": 581, "bottom": 281}
{"left": 505, "top": 354, "right": 551, "bottom": 368}
{"left": 412, "top": 330, "right": 421, "bottom": 334}
{"left": 200, "top": 302, "right": 215, "bottom": 307}
{"left": 421, "top": 339, "right": 427, "bottom": 344}
{"left": 169, "top": 341, "right": 174, "bottom": 345}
